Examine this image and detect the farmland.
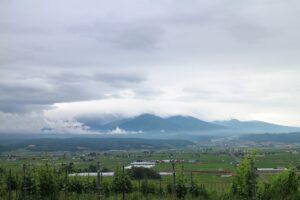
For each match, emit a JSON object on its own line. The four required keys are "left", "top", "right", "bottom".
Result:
{"left": 1, "top": 141, "right": 300, "bottom": 199}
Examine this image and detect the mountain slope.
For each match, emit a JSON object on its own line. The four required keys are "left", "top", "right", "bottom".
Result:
{"left": 213, "top": 119, "right": 300, "bottom": 133}
{"left": 79, "top": 114, "right": 300, "bottom": 134}
{"left": 93, "top": 114, "right": 226, "bottom": 132}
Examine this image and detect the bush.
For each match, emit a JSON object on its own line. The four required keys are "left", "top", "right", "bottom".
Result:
{"left": 128, "top": 167, "right": 160, "bottom": 180}
{"left": 111, "top": 167, "right": 133, "bottom": 194}
{"left": 140, "top": 180, "right": 157, "bottom": 195}
{"left": 257, "top": 170, "right": 300, "bottom": 200}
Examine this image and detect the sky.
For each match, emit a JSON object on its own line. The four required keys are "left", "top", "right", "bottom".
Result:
{"left": 1, "top": 0, "right": 300, "bottom": 133}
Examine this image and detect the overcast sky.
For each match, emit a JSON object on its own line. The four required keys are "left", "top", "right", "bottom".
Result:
{"left": 1, "top": 0, "right": 300, "bottom": 133}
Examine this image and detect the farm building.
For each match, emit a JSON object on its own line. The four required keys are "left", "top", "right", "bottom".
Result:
{"left": 125, "top": 161, "right": 156, "bottom": 169}
{"left": 257, "top": 168, "right": 287, "bottom": 173}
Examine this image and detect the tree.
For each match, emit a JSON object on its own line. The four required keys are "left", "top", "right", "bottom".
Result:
{"left": 232, "top": 152, "right": 256, "bottom": 199}
{"left": 199, "top": 183, "right": 208, "bottom": 199}
{"left": 166, "top": 180, "right": 173, "bottom": 195}
{"left": 6, "top": 171, "right": 18, "bottom": 191}
{"left": 101, "top": 180, "right": 111, "bottom": 197}
{"left": 37, "top": 164, "right": 59, "bottom": 199}
{"left": 111, "top": 167, "right": 133, "bottom": 195}
{"left": 128, "top": 167, "right": 160, "bottom": 180}
{"left": 19, "top": 171, "right": 37, "bottom": 198}
{"left": 258, "top": 170, "right": 300, "bottom": 200}
{"left": 140, "top": 179, "right": 157, "bottom": 195}
{"left": 88, "top": 164, "right": 97, "bottom": 172}
{"left": 101, "top": 167, "right": 111, "bottom": 172}
{"left": 68, "top": 176, "right": 84, "bottom": 194}
{"left": 175, "top": 166, "right": 187, "bottom": 199}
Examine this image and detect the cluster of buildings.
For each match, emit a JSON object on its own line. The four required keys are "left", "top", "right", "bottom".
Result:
{"left": 125, "top": 159, "right": 197, "bottom": 169}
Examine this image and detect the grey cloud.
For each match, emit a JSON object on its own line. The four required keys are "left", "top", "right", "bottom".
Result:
{"left": 1, "top": 0, "right": 300, "bottom": 128}
{"left": 50, "top": 71, "right": 145, "bottom": 87}
{"left": 94, "top": 72, "right": 145, "bottom": 87}
{"left": 2, "top": 0, "right": 300, "bottom": 70}
{"left": 0, "top": 71, "right": 147, "bottom": 113}
{"left": 133, "top": 88, "right": 165, "bottom": 99}
{"left": 69, "top": 21, "right": 163, "bottom": 51}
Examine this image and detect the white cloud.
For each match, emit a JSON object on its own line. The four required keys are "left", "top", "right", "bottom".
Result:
{"left": 108, "top": 126, "right": 143, "bottom": 135}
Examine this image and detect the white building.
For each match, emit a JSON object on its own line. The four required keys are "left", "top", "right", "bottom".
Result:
{"left": 125, "top": 161, "right": 156, "bottom": 169}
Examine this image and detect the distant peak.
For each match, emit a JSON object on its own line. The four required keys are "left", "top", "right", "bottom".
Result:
{"left": 229, "top": 119, "right": 241, "bottom": 122}
{"left": 136, "top": 113, "right": 161, "bottom": 118}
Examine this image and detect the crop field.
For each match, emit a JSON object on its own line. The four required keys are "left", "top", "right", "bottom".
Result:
{"left": 1, "top": 148, "right": 300, "bottom": 171}
{"left": 0, "top": 146, "right": 299, "bottom": 200}
{"left": 1, "top": 147, "right": 299, "bottom": 179}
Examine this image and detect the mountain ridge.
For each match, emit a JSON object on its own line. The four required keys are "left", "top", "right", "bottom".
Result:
{"left": 213, "top": 119, "right": 300, "bottom": 133}
{"left": 78, "top": 114, "right": 300, "bottom": 134}
{"left": 100, "top": 114, "right": 225, "bottom": 132}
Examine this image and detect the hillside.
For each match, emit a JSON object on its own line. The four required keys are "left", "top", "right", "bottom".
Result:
{"left": 214, "top": 119, "right": 300, "bottom": 133}
{"left": 240, "top": 132, "right": 300, "bottom": 143}
{"left": 85, "top": 114, "right": 226, "bottom": 133}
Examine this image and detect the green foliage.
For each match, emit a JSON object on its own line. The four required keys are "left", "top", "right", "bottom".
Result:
{"left": 232, "top": 153, "right": 256, "bottom": 199}
{"left": 6, "top": 170, "right": 18, "bottom": 191}
{"left": 0, "top": 166, "right": 5, "bottom": 174}
{"left": 68, "top": 177, "right": 84, "bottom": 194}
{"left": 166, "top": 180, "right": 173, "bottom": 194}
{"left": 189, "top": 175, "right": 207, "bottom": 198}
{"left": 101, "top": 167, "right": 111, "bottom": 172}
{"left": 176, "top": 166, "right": 187, "bottom": 199}
{"left": 0, "top": 154, "right": 299, "bottom": 200}
{"left": 37, "top": 164, "right": 59, "bottom": 199}
{"left": 128, "top": 167, "right": 160, "bottom": 180}
{"left": 19, "top": 171, "right": 37, "bottom": 198}
{"left": 88, "top": 164, "right": 97, "bottom": 172}
{"left": 257, "top": 170, "right": 300, "bottom": 200}
{"left": 111, "top": 167, "right": 133, "bottom": 194}
{"left": 140, "top": 179, "right": 157, "bottom": 195}
{"left": 101, "top": 180, "right": 111, "bottom": 197}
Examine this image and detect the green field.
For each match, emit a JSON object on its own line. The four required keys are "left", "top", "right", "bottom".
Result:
{"left": 0, "top": 147, "right": 299, "bottom": 199}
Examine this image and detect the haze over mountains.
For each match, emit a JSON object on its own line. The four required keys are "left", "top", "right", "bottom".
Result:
{"left": 213, "top": 119, "right": 300, "bottom": 133}
{"left": 78, "top": 113, "right": 300, "bottom": 135}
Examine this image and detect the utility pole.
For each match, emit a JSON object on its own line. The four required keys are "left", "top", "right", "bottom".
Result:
{"left": 159, "top": 175, "right": 162, "bottom": 200}
{"left": 138, "top": 178, "right": 141, "bottom": 198}
{"left": 22, "top": 164, "right": 27, "bottom": 200}
{"left": 64, "top": 164, "right": 68, "bottom": 200}
{"left": 97, "top": 161, "right": 101, "bottom": 200}
{"left": 8, "top": 169, "right": 12, "bottom": 200}
{"left": 250, "top": 159, "right": 257, "bottom": 200}
{"left": 190, "top": 171, "right": 194, "bottom": 196}
{"left": 172, "top": 159, "right": 176, "bottom": 198}
{"left": 122, "top": 165, "right": 125, "bottom": 200}
{"left": 15, "top": 173, "right": 18, "bottom": 199}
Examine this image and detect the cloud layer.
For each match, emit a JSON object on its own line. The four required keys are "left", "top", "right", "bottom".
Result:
{"left": 1, "top": 0, "right": 300, "bottom": 133}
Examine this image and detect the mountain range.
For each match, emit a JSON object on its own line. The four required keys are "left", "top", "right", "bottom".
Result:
{"left": 213, "top": 119, "right": 300, "bottom": 133}
{"left": 78, "top": 113, "right": 300, "bottom": 134}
